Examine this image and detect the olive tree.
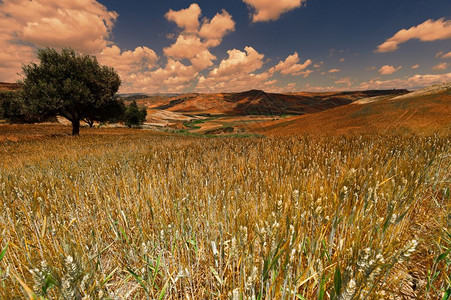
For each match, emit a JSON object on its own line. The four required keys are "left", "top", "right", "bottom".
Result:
{"left": 124, "top": 100, "right": 147, "bottom": 128}
{"left": 20, "top": 48, "right": 122, "bottom": 135}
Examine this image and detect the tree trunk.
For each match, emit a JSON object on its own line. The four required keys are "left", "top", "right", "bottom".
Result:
{"left": 72, "top": 119, "right": 80, "bottom": 136}
{"left": 83, "top": 118, "right": 94, "bottom": 127}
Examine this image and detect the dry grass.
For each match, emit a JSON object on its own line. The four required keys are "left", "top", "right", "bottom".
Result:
{"left": 248, "top": 92, "right": 451, "bottom": 137}
{"left": 0, "top": 129, "right": 450, "bottom": 299}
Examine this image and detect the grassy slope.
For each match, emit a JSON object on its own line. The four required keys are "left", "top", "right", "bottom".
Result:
{"left": 139, "top": 90, "right": 407, "bottom": 116}
{"left": 249, "top": 87, "right": 451, "bottom": 136}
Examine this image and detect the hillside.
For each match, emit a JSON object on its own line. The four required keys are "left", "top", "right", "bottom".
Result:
{"left": 137, "top": 89, "right": 407, "bottom": 116}
{"left": 0, "top": 82, "right": 21, "bottom": 91}
{"left": 3, "top": 80, "right": 446, "bottom": 137}
{"left": 247, "top": 83, "right": 451, "bottom": 136}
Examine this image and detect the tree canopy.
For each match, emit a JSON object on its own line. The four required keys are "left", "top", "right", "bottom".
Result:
{"left": 124, "top": 100, "right": 147, "bottom": 128}
{"left": 20, "top": 48, "right": 122, "bottom": 135}
{"left": 0, "top": 91, "right": 23, "bottom": 123}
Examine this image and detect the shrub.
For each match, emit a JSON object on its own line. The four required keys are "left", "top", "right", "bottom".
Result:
{"left": 124, "top": 100, "right": 147, "bottom": 127}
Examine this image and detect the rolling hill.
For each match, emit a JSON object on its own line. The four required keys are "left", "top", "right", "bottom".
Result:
{"left": 2, "top": 79, "right": 447, "bottom": 136}
{"left": 0, "top": 82, "right": 21, "bottom": 91}
{"left": 137, "top": 89, "right": 407, "bottom": 116}
{"left": 246, "top": 83, "right": 451, "bottom": 136}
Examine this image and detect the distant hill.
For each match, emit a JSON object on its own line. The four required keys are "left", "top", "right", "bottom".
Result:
{"left": 0, "top": 82, "right": 21, "bottom": 92}
{"left": 118, "top": 94, "right": 150, "bottom": 101}
{"left": 137, "top": 89, "right": 407, "bottom": 116}
{"left": 246, "top": 83, "right": 451, "bottom": 136}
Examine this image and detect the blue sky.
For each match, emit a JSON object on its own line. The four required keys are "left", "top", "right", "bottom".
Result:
{"left": 0, "top": 0, "right": 450, "bottom": 93}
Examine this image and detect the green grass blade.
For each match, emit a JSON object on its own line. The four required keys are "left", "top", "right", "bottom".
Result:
{"left": 126, "top": 267, "right": 148, "bottom": 293}
{"left": 0, "top": 242, "right": 9, "bottom": 262}
{"left": 334, "top": 266, "right": 342, "bottom": 296}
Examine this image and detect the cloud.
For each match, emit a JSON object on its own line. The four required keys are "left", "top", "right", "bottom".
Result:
{"left": 0, "top": 14, "right": 35, "bottom": 80}
{"left": 164, "top": 35, "right": 207, "bottom": 59}
{"left": 439, "top": 51, "right": 451, "bottom": 59}
{"left": 196, "top": 46, "right": 272, "bottom": 92}
{"left": 435, "top": 51, "right": 451, "bottom": 59}
{"left": 0, "top": 0, "right": 118, "bottom": 81}
{"left": 163, "top": 5, "right": 235, "bottom": 72}
{"left": 264, "top": 79, "right": 278, "bottom": 86}
{"left": 406, "top": 73, "right": 451, "bottom": 86}
{"left": 376, "top": 18, "right": 451, "bottom": 53}
{"left": 209, "top": 47, "right": 265, "bottom": 78}
{"left": 360, "top": 73, "right": 451, "bottom": 90}
{"left": 269, "top": 52, "right": 312, "bottom": 76}
{"left": 286, "top": 82, "right": 297, "bottom": 92}
{"left": 165, "top": 5, "right": 234, "bottom": 46}
{"left": 243, "top": 0, "right": 306, "bottom": 22}
{"left": 121, "top": 59, "right": 200, "bottom": 93}
{"left": 432, "top": 62, "right": 448, "bottom": 71}
{"left": 2, "top": 0, "right": 117, "bottom": 53}
{"left": 303, "top": 83, "right": 340, "bottom": 92}
{"left": 335, "top": 77, "right": 352, "bottom": 87}
{"left": 411, "top": 64, "right": 420, "bottom": 69}
{"left": 122, "top": 4, "right": 237, "bottom": 94}
{"left": 299, "top": 70, "right": 314, "bottom": 78}
{"left": 0, "top": 1, "right": 236, "bottom": 93}
{"left": 98, "top": 46, "right": 158, "bottom": 74}
{"left": 114, "top": 2, "right": 236, "bottom": 94}
{"left": 378, "top": 65, "right": 402, "bottom": 75}
{"left": 197, "top": 71, "right": 271, "bottom": 93}
{"left": 307, "top": 72, "right": 451, "bottom": 92}
{"left": 339, "top": 58, "right": 345, "bottom": 62}
{"left": 165, "top": 3, "right": 201, "bottom": 33}
{"left": 195, "top": 48, "right": 314, "bottom": 92}
{"left": 189, "top": 50, "right": 218, "bottom": 71}
{"left": 152, "top": 59, "right": 198, "bottom": 86}
{"left": 163, "top": 34, "right": 216, "bottom": 71}
{"left": 199, "top": 10, "right": 235, "bottom": 46}
{"left": 328, "top": 68, "right": 340, "bottom": 73}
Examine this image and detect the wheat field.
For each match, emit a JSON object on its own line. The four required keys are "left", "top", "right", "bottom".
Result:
{"left": 0, "top": 130, "right": 450, "bottom": 299}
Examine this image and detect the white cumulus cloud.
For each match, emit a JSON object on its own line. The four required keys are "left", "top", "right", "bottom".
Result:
{"left": 432, "top": 62, "right": 448, "bottom": 71}
{"left": 440, "top": 51, "right": 451, "bottom": 59}
{"left": 378, "top": 65, "right": 402, "bottom": 75}
{"left": 196, "top": 46, "right": 271, "bottom": 92}
{"left": 360, "top": 73, "right": 451, "bottom": 89}
{"left": 199, "top": 10, "right": 235, "bottom": 46}
{"left": 376, "top": 18, "right": 451, "bottom": 53}
{"left": 242, "top": 0, "right": 306, "bottom": 22}
{"left": 99, "top": 46, "right": 158, "bottom": 74}
{"left": 269, "top": 52, "right": 312, "bottom": 77}
{"left": 165, "top": 3, "right": 201, "bottom": 34}
{"left": 0, "top": 0, "right": 117, "bottom": 81}
{"left": 335, "top": 77, "right": 352, "bottom": 87}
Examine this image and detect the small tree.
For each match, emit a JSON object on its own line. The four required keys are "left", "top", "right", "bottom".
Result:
{"left": 20, "top": 48, "right": 122, "bottom": 135}
{"left": 124, "top": 100, "right": 147, "bottom": 128}
{"left": 0, "top": 91, "right": 21, "bottom": 121}
{"left": 0, "top": 91, "right": 32, "bottom": 123}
